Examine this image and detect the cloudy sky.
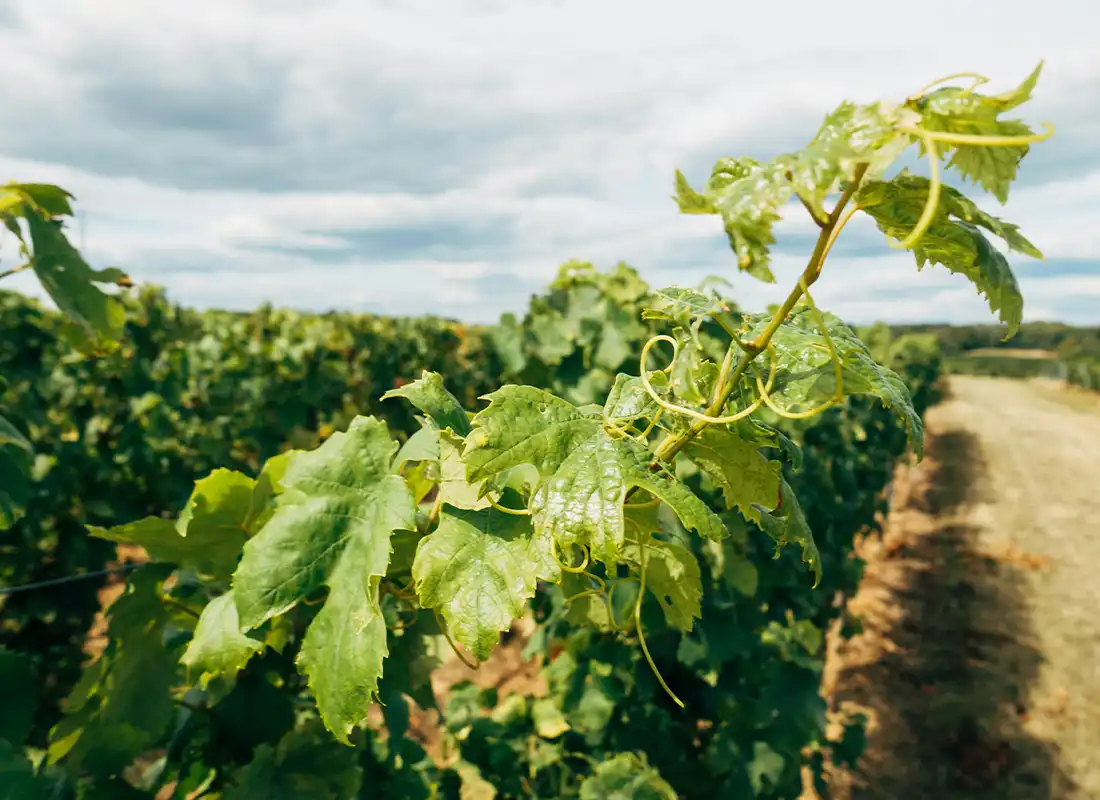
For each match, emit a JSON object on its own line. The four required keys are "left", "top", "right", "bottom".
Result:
{"left": 0, "top": 0, "right": 1097, "bottom": 324}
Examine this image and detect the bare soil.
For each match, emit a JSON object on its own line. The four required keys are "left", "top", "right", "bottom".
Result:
{"left": 820, "top": 377, "right": 1100, "bottom": 799}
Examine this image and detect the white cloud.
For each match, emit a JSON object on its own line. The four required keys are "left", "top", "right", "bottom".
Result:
{"left": 0, "top": 0, "right": 1097, "bottom": 324}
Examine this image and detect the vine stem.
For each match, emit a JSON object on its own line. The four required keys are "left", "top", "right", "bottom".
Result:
{"left": 648, "top": 162, "right": 869, "bottom": 466}
{"left": 0, "top": 262, "right": 30, "bottom": 280}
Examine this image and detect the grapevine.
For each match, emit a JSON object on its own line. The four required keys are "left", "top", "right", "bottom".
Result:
{"left": 0, "top": 63, "right": 1052, "bottom": 797}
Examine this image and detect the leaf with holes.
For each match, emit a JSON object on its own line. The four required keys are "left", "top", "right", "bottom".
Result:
{"left": 412, "top": 506, "right": 558, "bottom": 660}
{"left": 464, "top": 386, "right": 726, "bottom": 564}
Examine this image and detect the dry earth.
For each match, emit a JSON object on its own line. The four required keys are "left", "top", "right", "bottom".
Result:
{"left": 820, "top": 377, "right": 1100, "bottom": 799}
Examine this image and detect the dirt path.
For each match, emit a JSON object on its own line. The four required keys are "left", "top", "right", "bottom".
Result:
{"left": 822, "top": 377, "right": 1100, "bottom": 799}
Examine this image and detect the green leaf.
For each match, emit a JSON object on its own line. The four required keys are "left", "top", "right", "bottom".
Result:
{"left": 412, "top": 506, "right": 557, "bottom": 660}
{"left": 683, "top": 426, "right": 782, "bottom": 523}
{"left": 910, "top": 62, "right": 1044, "bottom": 202}
{"left": 488, "top": 312, "right": 528, "bottom": 375}
{"left": 221, "top": 723, "right": 363, "bottom": 800}
{"left": 232, "top": 416, "right": 416, "bottom": 742}
{"left": 531, "top": 697, "right": 571, "bottom": 739}
{"left": 465, "top": 387, "right": 726, "bottom": 564}
{"left": 394, "top": 424, "right": 440, "bottom": 470}
{"left": 857, "top": 173, "right": 1037, "bottom": 335}
{"left": 24, "top": 208, "right": 129, "bottom": 352}
{"left": 745, "top": 305, "right": 924, "bottom": 456}
{"left": 778, "top": 101, "right": 905, "bottom": 222}
{"left": 245, "top": 451, "right": 300, "bottom": 534}
{"left": 757, "top": 479, "right": 821, "bottom": 587}
{"left": 6, "top": 183, "right": 75, "bottom": 217}
{"left": 0, "top": 414, "right": 32, "bottom": 531}
{"left": 641, "top": 286, "right": 726, "bottom": 328}
{"left": 47, "top": 567, "right": 177, "bottom": 775}
{"left": 578, "top": 752, "right": 677, "bottom": 800}
{"left": 89, "top": 468, "right": 255, "bottom": 582}
{"left": 674, "top": 158, "right": 790, "bottom": 282}
{"left": 603, "top": 373, "right": 664, "bottom": 426}
{"left": 439, "top": 429, "right": 491, "bottom": 510}
{"left": 382, "top": 370, "right": 470, "bottom": 436}
{"left": 0, "top": 649, "right": 35, "bottom": 745}
{"left": 0, "top": 740, "right": 42, "bottom": 800}
{"left": 623, "top": 535, "right": 702, "bottom": 632}
{"left": 180, "top": 593, "right": 265, "bottom": 688}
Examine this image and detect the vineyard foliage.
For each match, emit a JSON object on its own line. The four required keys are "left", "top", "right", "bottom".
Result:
{"left": 0, "top": 63, "right": 1052, "bottom": 798}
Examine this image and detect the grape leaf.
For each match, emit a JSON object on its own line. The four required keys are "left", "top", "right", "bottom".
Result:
{"left": 47, "top": 567, "right": 177, "bottom": 775}
{"left": 778, "top": 101, "right": 905, "bottom": 222}
{"left": 382, "top": 370, "right": 470, "bottom": 436}
{"left": 857, "top": 173, "right": 1038, "bottom": 335}
{"left": 412, "top": 506, "right": 558, "bottom": 660}
{"left": 578, "top": 752, "right": 677, "bottom": 800}
{"left": 180, "top": 593, "right": 265, "bottom": 688}
{"left": 465, "top": 386, "right": 726, "bottom": 564}
{"left": 24, "top": 208, "right": 129, "bottom": 353}
{"left": 0, "top": 740, "right": 42, "bottom": 800}
{"left": 674, "top": 158, "right": 790, "bottom": 283}
{"left": 744, "top": 305, "right": 923, "bottom": 457}
{"left": 623, "top": 537, "right": 702, "bottom": 633}
{"left": 88, "top": 468, "right": 255, "bottom": 582}
{"left": 683, "top": 426, "right": 782, "bottom": 523}
{"left": 0, "top": 414, "right": 32, "bottom": 531}
{"left": 221, "top": 723, "right": 363, "bottom": 800}
{"left": 910, "top": 62, "right": 1043, "bottom": 202}
{"left": 641, "top": 286, "right": 727, "bottom": 328}
{"left": 245, "top": 450, "right": 299, "bottom": 534}
{"left": 394, "top": 424, "right": 440, "bottom": 470}
{"left": 603, "top": 373, "right": 661, "bottom": 426}
{"left": 232, "top": 416, "right": 416, "bottom": 742}
{"left": 438, "top": 429, "right": 491, "bottom": 510}
{"left": 756, "top": 479, "right": 821, "bottom": 587}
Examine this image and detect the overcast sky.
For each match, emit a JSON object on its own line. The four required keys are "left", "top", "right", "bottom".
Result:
{"left": 0, "top": 0, "right": 1097, "bottom": 325}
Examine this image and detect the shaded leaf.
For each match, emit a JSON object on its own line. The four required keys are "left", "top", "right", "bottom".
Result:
{"left": 578, "top": 752, "right": 677, "bottom": 800}
{"left": 180, "top": 593, "right": 265, "bottom": 688}
{"left": 89, "top": 468, "right": 255, "bottom": 582}
{"left": 683, "top": 426, "right": 782, "bottom": 523}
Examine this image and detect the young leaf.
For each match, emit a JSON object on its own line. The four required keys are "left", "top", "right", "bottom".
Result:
{"left": 674, "top": 158, "right": 791, "bottom": 282}
{"left": 412, "top": 506, "right": 558, "bottom": 660}
{"left": 382, "top": 370, "right": 470, "bottom": 436}
{"left": 231, "top": 416, "right": 416, "bottom": 743}
{"left": 744, "top": 306, "right": 924, "bottom": 456}
{"left": 778, "top": 101, "right": 906, "bottom": 222}
{"left": 683, "top": 426, "right": 782, "bottom": 523}
{"left": 465, "top": 387, "right": 726, "bottom": 564}
{"left": 89, "top": 468, "right": 255, "bottom": 582}
{"left": 909, "top": 62, "right": 1043, "bottom": 202}
{"left": 641, "top": 286, "right": 727, "bottom": 328}
{"left": 180, "top": 593, "right": 265, "bottom": 688}
{"left": 857, "top": 174, "right": 1037, "bottom": 335}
